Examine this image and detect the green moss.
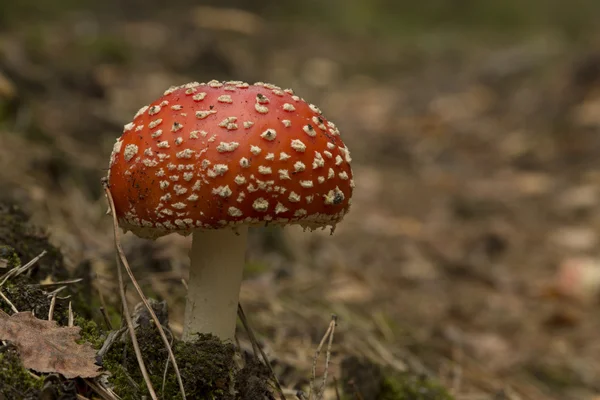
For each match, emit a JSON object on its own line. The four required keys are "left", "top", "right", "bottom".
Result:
{"left": 101, "top": 323, "right": 272, "bottom": 400}
{"left": 379, "top": 374, "right": 454, "bottom": 400}
{"left": 0, "top": 245, "right": 21, "bottom": 270}
{"left": 74, "top": 316, "right": 106, "bottom": 349}
{"left": 0, "top": 203, "right": 68, "bottom": 282}
{"left": 0, "top": 345, "right": 42, "bottom": 398}
{"left": 341, "top": 356, "right": 453, "bottom": 400}
{"left": 1, "top": 277, "right": 69, "bottom": 325}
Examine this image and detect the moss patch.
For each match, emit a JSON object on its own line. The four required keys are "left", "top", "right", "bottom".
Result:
{"left": 0, "top": 344, "right": 42, "bottom": 398}
{"left": 1, "top": 277, "right": 69, "bottom": 324}
{"left": 0, "top": 203, "right": 68, "bottom": 281}
{"left": 341, "top": 356, "right": 454, "bottom": 400}
{"left": 379, "top": 374, "right": 454, "bottom": 400}
{"left": 0, "top": 245, "right": 21, "bottom": 270}
{"left": 101, "top": 323, "right": 273, "bottom": 400}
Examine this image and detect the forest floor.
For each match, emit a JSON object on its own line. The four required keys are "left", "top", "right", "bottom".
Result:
{"left": 2, "top": 4, "right": 600, "bottom": 399}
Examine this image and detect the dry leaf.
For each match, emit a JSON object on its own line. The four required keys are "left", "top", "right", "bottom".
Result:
{"left": 0, "top": 311, "right": 101, "bottom": 378}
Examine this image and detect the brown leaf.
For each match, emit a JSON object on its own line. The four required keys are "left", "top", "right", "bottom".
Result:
{"left": 0, "top": 311, "right": 101, "bottom": 378}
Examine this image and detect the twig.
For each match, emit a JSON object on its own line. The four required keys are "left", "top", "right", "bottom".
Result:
{"left": 161, "top": 328, "right": 175, "bottom": 399}
{"left": 37, "top": 278, "right": 84, "bottom": 287}
{"left": 103, "top": 180, "right": 186, "bottom": 400}
{"left": 237, "top": 303, "right": 285, "bottom": 400}
{"left": 68, "top": 301, "right": 74, "bottom": 327}
{"left": 48, "top": 293, "right": 57, "bottom": 321}
{"left": 46, "top": 286, "right": 68, "bottom": 296}
{"left": 309, "top": 315, "right": 337, "bottom": 400}
{"left": 84, "top": 378, "right": 121, "bottom": 400}
{"left": 333, "top": 376, "right": 341, "bottom": 400}
{"left": 349, "top": 380, "right": 364, "bottom": 400}
{"left": 0, "top": 250, "right": 47, "bottom": 286}
{"left": 0, "top": 289, "right": 17, "bottom": 313}
{"left": 181, "top": 278, "right": 188, "bottom": 290}
{"left": 115, "top": 251, "right": 158, "bottom": 399}
{"left": 318, "top": 315, "right": 337, "bottom": 399}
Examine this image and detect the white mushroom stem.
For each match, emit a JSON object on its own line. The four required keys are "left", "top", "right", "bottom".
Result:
{"left": 182, "top": 226, "right": 248, "bottom": 341}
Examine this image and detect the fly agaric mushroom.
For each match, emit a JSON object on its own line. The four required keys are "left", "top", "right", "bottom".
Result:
{"left": 107, "top": 80, "right": 354, "bottom": 341}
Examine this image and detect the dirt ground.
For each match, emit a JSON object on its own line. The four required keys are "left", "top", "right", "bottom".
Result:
{"left": 2, "top": 2, "right": 600, "bottom": 399}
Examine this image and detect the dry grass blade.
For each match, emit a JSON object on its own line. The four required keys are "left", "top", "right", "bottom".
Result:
{"left": 0, "top": 250, "right": 47, "bottom": 286}
{"left": 68, "top": 301, "right": 74, "bottom": 327}
{"left": 84, "top": 378, "right": 121, "bottom": 400}
{"left": 37, "top": 278, "right": 84, "bottom": 287}
{"left": 48, "top": 293, "right": 57, "bottom": 321}
{"left": 309, "top": 315, "right": 337, "bottom": 400}
{"left": 103, "top": 180, "right": 187, "bottom": 400}
{"left": 318, "top": 315, "right": 337, "bottom": 399}
{"left": 237, "top": 303, "right": 285, "bottom": 400}
{"left": 0, "top": 289, "right": 18, "bottom": 313}
{"left": 114, "top": 252, "right": 158, "bottom": 399}
{"left": 333, "top": 376, "right": 341, "bottom": 400}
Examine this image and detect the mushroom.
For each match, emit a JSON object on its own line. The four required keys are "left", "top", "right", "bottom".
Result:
{"left": 107, "top": 80, "right": 354, "bottom": 341}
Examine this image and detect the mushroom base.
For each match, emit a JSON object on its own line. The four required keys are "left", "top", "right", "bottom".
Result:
{"left": 182, "top": 226, "right": 248, "bottom": 341}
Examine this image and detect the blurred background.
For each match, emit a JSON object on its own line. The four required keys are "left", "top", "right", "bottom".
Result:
{"left": 2, "top": 0, "right": 600, "bottom": 398}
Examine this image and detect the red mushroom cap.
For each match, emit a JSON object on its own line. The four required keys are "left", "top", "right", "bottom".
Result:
{"left": 107, "top": 80, "right": 354, "bottom": 239}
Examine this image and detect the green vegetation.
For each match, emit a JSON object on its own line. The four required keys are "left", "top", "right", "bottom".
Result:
{"left": 378, "top": 374, "right": 454, "bottom": 400}
{"left": 101, "top": 324, "right": 272, "bottom": 400}
{"left": 0, "top": 345, "right": 42, "bottom": 397}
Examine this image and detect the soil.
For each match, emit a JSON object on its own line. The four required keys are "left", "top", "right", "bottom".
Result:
{"left": 1, "top": 2, "right": 600, "bottom": 399}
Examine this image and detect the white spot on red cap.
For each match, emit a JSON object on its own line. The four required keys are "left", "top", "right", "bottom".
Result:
{"left": 176, "top": 149, "right": 194, "bottom": 159}
{"left": 212, "top": 185, "right": 232, "bottom": 197}
{"left": 228, "top": 207, "right": 243, "bottom": 217}
{"left": 196, "top": 110, "right": 217, "bottom": 119}
{"left": 303, "top": 124, "right": 316, "bottom": 137}
{"left": 258, "top": 166, "right": 272, "bottom": 175}
{"left": 261, "top": 129, "right": 276, "bottom": 141}
{"left": 124, "top": 144, "right": 138, "bottom": 161}
{"left": 312, "top": 152, "right": 325, "bottom": 169}
{"left": 253, "top": 198, "right": 269, "bottom": 212}
{"left": 250, "top": 146, "right": 261, "bottom": 155}
{"left": 294, "top": 161, "right": 306, "bottom": 172}
{"left": 193, "top": 92, "right": 207, "bottom": 101}
{"left": 255, "top": 103, "right": 269, "bottom": 114}
{"left": 172, "top": 122, "right": 183, "bottom": 132}
{"left": 278, "top": 169, "right": 290, "bottom": 180}
{"left": 134, "top": 105, "right": 149, "bottom": 119}
{"left": 288, "top": 192, "right": 300, "bottom": 203}
{"left": 148, "top": 105, "right": 161, "bottom": 115}
{"left": 216, "top": 142, "right": 240, "bottom": 152}
{"left": 291, "top": 139, "right": 306, "bottom": 152}
{"left": 149, "top": 119, "right": 162, "bottom": 129}
{"left": 275, "top": 203, "right": 288, "bottom": 214}
{"left": 219, "top": 117, "right": 238, "bottom": 130}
